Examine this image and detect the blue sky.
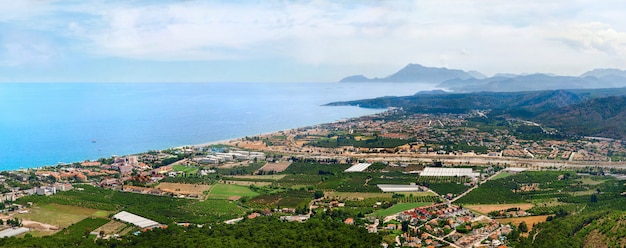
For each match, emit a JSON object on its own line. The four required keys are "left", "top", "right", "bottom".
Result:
{"left": 1, "top": 0, "right": 625, "bottom": 82}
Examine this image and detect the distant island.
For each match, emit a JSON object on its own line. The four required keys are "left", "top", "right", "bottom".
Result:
{"left": 339, "top": 63, "right": 626, "bottom": 93}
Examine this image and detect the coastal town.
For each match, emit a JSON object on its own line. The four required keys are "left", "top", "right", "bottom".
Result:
{"left": 1, "top": 109, "right": 625, "bottom": 247}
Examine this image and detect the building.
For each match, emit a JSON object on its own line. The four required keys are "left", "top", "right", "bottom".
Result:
{"left": 112, "top": 211, "right": 162, "bottom": 229}
{"left": 420, "top": 167, "right": 480, "bottom": 178}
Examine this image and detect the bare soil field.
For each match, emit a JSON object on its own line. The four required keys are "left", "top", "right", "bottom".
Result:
{"left": 93, "top": 220, "right": 127, "bottom": 236}
{"left": 496, "top": 215, "right": 549, "bottom": 234}
{"left": 465, "top": 203, "right": 534, "bottom": 214}
{"left": 257, "top": 162, "right": 292, "bottom": 173}
{"left": 235, "top": 141, "right": 267, "bottom": 150}
{"left": 221, "top": 180, "right": 272, "bottom": 186}
{"left": 156, "top": 182, "right": 212, "bottom": 195}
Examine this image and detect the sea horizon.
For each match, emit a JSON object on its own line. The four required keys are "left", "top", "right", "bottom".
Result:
{"left": 0, "top": 82, "right": 436, "bottom": 171}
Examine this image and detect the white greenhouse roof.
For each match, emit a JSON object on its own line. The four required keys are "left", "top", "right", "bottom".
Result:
{"left": 0, "top": 227, "right": 29, "bottom": 238}
{"left": 377, "top": 184, "right": 422, "bottom": 192}
{"left": 420, "top": 167, "right": 480, "bottom": 178}
{"left": 113, "top": 211, "right": 161, "bottom": 228}
{"left": 345, "top": 163, "right": 372, "bottom": 172}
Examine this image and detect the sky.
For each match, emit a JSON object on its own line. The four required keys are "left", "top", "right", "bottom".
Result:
{"left": 0, "top": 0, "right": 625, "bottom": 83}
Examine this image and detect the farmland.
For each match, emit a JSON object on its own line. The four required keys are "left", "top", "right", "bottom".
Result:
{"left": 465, "top": 203, "right": 534, "bottom": 215}
{"left": 496, "top": 215, "right": 550, "bottom": 234}
{"left": 370, "top": 202, "right": 434, "bottom": 217}
{"left": 208, "top": 183, "right": 260, "bottom": 199}
{"left": 18, "top": 203, "right": 112, "bottom": 228}
{"left": 155, "top": 182, "right": 211, "bottom": 196}
{"left": 257, "top": 162, "right": 292, "bottom": 173}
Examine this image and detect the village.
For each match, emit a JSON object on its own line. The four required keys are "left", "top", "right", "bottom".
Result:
{"left": 1, "top": 111, "right": 625, "bottom": 247}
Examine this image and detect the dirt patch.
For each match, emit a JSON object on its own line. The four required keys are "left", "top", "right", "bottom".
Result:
{"left": 258, "top": 162, "right": 291, "bottom": 173}
{"left": 22, "top": 220, "right": 60, "bottom": 233}
{"left": 93, "top": 220, "right": 127, "bottom": 235}
{"left": 227, "top": 196, "right": 241, "bottom": 201}
{"left": 222, "top": 180, "right": 271, "bottom": 186}
{"left": 465, "top": 203, "right": 534, "bottom": 214}
{"left": 156, "top": 182, "right": 211, "bottom": 196}
{"left": 496, "top": 215, "right": 549, "bottom": 235}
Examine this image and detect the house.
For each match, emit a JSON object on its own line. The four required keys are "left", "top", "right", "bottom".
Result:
{"left": 344, "top": 218, "right": 354, "bottom": 225}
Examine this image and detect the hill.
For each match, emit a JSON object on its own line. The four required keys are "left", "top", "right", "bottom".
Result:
{"left": 339, "top": 63, "right": 475, "bottom": 83}
{"left": 326, "top": 89, "right": 626, "bottom": 139}
{"left": 339, "top": 63, "right": 626, "bottom": 92}
{"left": 534, "top": 96, "right": 626, "bottom": 139}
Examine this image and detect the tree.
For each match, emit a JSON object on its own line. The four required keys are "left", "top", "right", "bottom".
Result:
{"left": 519, "top": 221, "right": 529, "bottom": 233}
{"left": 314, "top": 190, "right": 324, "bottom": 199}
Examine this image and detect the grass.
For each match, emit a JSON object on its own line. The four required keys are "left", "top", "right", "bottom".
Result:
{"left": 491, "top": 171, "right": 513, "bottom": 180}
{"left": 326, "top": 192, "right": 394, "bottom": 199}
{"left": 370, "top": 202, "right": 434, "bottom": 217}
{"left": 173, "top": 164, "right": 199, "bottom": 174}
{"left": 184, "top": 199, "right": 246, "bottom": 221}
{"left": 208, "top": 183, "right": 260, "bottom": 199}
{"left": 20, "top": 203, "right": 113, "bottom": 228}
{"left": 230, "top": 175, "right": 287, "bottom": 180}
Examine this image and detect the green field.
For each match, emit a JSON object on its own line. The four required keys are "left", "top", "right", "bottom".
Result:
{"left": 208, "top": 183, "right": 260, "bottom": 199}
{"left": 20, "top": 203, "right": 113, "bottom": 227}
{"left": 370, "top": 202, "right": 434, "bottom": 217}
{"left": 491, "top": 171, "right": 513, "bottom": 180}
{"left": 173, "top": 164, "right": 199, "bottom": 174}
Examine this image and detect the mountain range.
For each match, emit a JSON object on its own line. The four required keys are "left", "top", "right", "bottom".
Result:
{"left": 340, "top": 64, "right": 626, "bottom": 93}
{"left": 326, "top": 88, "right": 626, "bottom": 140}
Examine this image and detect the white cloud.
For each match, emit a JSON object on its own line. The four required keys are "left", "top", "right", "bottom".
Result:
{"left": 2, "top": 0, "right": 626, "bottom": 79}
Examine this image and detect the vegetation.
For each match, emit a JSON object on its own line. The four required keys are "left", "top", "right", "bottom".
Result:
{"left": 17, "top": 185, "right": 244, "bottom": 224}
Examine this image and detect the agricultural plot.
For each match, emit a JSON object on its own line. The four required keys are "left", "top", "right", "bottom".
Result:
{"left": 229, "top": 174, "right": 287, "bottom": 180}
{"left": 183, "top": 199, "right": 246, "bottom": 222}
{"left": 326, "top": 192, "right": 394, "bottom": 200}
{"left": 257, "top": 162, "right": 291, "bottom": 173}
{"left": 208, "top": 183, "right": 259, "bottom": 199}
{"left": 156, "top": 182, "right": 212, "bottom": 196}
{"left": 221, "top": 180, "right": 272, "bottom": 187}
{"left": 173, "top": 164, "right": 199, "bottom": 174}
{"left": 496, "top": 215, "right": 549, "bottom": 234}
{"left": 425, "top": 183, "right": 470, "bottom": 196}
{"left": 371, "top": 202, "right": 434, "bottom": 217}
{"left": 19, "top": 203, "right": 112, "bottom": 228}
{"left": 456, "top": 171, "right": 584, "bottom": 205}
{"left": 93, "top": 220, "right": 128, "bottom": 236}
{"left": 465, "top": 203, "right": 534, "bottom": 215}
{"left": 248, "top": 190, "right": 314, "bottom": 208}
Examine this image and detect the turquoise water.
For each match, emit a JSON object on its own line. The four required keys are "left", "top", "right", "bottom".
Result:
{"left": 0, "top": 82, "right": 433, "bottom": 170}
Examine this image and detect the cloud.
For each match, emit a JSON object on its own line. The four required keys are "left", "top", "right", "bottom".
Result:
{"left": 552, "top": 22, "right": 626, "bottom": 56}
{"left": 2, "top": 0, "right": 626, "bottom": 80}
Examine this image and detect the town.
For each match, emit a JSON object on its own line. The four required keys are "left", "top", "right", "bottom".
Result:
{"left": 2, "top": 110, "right": 626, "bottom": 247}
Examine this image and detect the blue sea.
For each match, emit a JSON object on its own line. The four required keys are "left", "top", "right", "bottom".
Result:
{"left": 0, "top": 82, "right": 434, "bottom": 170}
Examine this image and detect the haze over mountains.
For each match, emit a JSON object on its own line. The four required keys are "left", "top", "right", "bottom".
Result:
{"left": 340, "top": 64, "right": 626, "bottom": 93}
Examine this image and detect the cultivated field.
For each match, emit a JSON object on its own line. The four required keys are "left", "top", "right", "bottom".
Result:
{"left": 15, "top": 203, "right": 112, "bottom": 235}
{"left": 230, "top": 174, "right": 287, "bottom": 180}
{"left": 371, "top": 202, "right": 434, "bottom": 217}
{"left": 156, "top": 182, "right": 212, "bottom": 196}
{"left": 465, "top": 203, "right": 534, "bottom": 214}
{"left": 326, "top": 192, "right": 394, "bottom": 200}
{"left": 208, "top": 183, "right": 260, "bottom": 199}
{"left": 93, "top": 220, "right": 128, "bottom": 236}
{"left": 496, "top": 215, "right": 549, "bottom": 234}
{"left": 257, "top": 162, "right": 292, "bottom": 173}
{"left": 222, "top": 180, "right": 272, "bottom": 186}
